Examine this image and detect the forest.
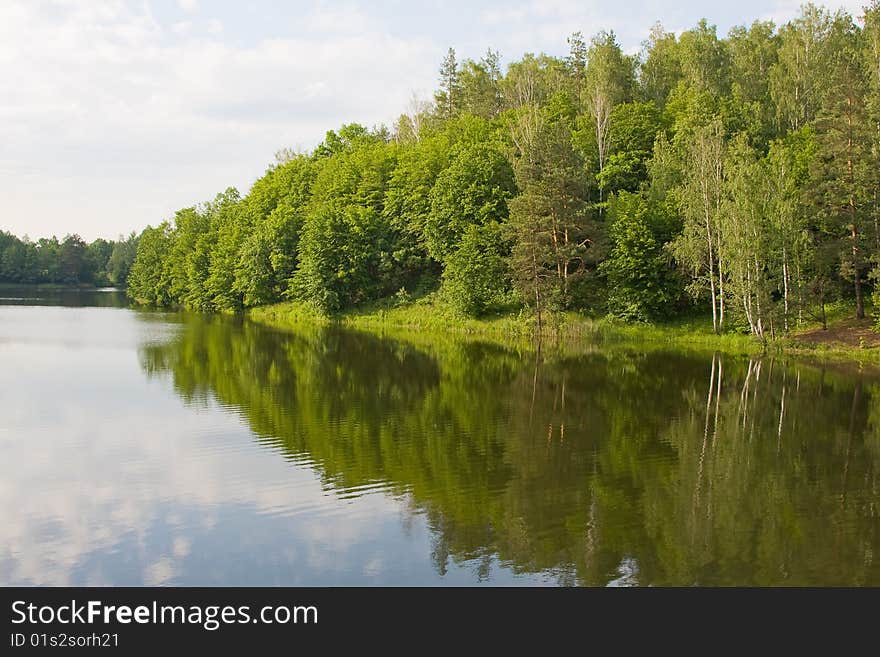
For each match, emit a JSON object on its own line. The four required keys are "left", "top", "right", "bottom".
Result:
{"left": 0, "top": 231, "right": 138, "bottom": 287}
{"left": 11, "top": 3, "right": 880, "bottom": 337}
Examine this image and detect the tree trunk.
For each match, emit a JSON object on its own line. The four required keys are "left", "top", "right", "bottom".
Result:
{"left": 853, "top": 225, "right": 864, "bottom": 320}
{"left": 708, "top": 266, "right": 718, "bottom": 334}
{"left": 782, "top": 245, "right": 790, "bottom": 333}
{"left": 562, "top": 226, "right": 570, "bottom": 298}
{"left": 550, "top": 212, "right": 562, "bottom": 280}
{"left": 717, "top": 240, "right": 725, "bottom": 331}
{"left": 532, "top": 252, "right": 543, "bottom": 335}
{"left": 706, "top": 214, "right": 718, "bottom": 334}
{"left": 846, "top": 98, "right": 864, "bottom": 320}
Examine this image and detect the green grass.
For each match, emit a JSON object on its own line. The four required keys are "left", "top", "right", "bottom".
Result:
{"left": 250, "top": 292, "right": 764, "bottom": 355}
{"left": 248, "top": 292, "right": 880, "bottom": 370}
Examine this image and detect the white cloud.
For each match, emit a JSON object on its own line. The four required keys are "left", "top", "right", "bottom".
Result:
{"left": 0, "top": 307, "right": 407, "bottom": 585}
{"left": 0, "top": 1, "right": 438, "bottom": 240}
{"left": 478, "top": 0, "right": 873, "bottom": 57}
{"left": 171, "top": 20, "right": 192, "bottom": 35}
{"left": 177, "top": 0, "right": 199, "bottom": 14}
{"left": 0, "top": 0, "right": 874, "bottom": 241}
{"left": 207, "top": 17, "right": 223, "bottom": 35}
{"left": 758, "top": 0, "right": 870, "bottom": 26}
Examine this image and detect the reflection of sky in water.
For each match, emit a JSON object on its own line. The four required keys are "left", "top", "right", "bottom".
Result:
{"left": 0, "top": 305, "right": 550, "bottom": 586}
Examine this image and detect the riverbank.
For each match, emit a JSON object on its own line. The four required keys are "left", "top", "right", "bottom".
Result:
{"left": 248, "top": 293, "right": 880, "bottom": 366}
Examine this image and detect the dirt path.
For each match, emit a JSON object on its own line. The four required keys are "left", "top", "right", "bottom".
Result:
{"left": 794, "top": 317, "right": 880, "bottom": 348}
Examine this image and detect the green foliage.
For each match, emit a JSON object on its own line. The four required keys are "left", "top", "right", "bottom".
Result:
{"left": 425, "top": 142, "right": 515, "bottom": 263}
{"left": 144, "top": 315, "right": 880, "bottom": 585}
{"left": 106, "top": 233, "right": 139, "bottom": 286}
{"left": 640, "top": 24, "right": 683, "bottom": 107}
{"left": 205, "top": 187, "right": 245, "bottom": 312}
{"left": 602, "top": 192, "right": 680, "bottom": 321}
{"left": 442, "top": 222, "right": 511, "bottom": 316}
{"left": 458, "top": 50, "right": 503, "bottom": 119}
{"left": 676, "top": 19, "right": 730, "bottom": 97}
{"left": 596, "top": 101, "right": 664, "bottom": 194}
{"left": 0, "top": 230, "right": 130, "bottom": 287}
{"left": 293, "top": 203, "right": 394, "bottom": 314}
{"left": 127, "top": 223, "right": 173, "bottom": 304}
{"left": 117, "top": 4, "right": 880, "bottom": 337}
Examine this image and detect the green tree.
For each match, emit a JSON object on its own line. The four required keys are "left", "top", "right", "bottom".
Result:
{"left": 728, "top": 20, "right": 779, "bottom": 146}
{"left": 595, "top": 101, "right": 663, "bottom": 195}
{"left": 720, "top": 135, "right": 774, "bottom": 337}
{"left": 231, "top": 154, "right": 316, "bottom": 308}
{"left": 0, "top": 234, "right": 37, "bottom": 283}
{"left": 808, "top": 17, "right": 873, "bottom": 319}
{"left": 677, "top": 19, "right": 730, "bottom": 98}
{"left": 670, "top": 120, "right": 726, "bottom": 333}
{"left": 459, "top": 50, "right": 503, "bottom": 119}
{"left": 35, "top": 237, "right": 61, "bottom": 283}
{"left": 435, "top": 48, "right": 461, "bottom": 119}
{"left": 127, "top": 223, "right": 173, "bottom": 305}
{"left": 425, "top": 143, "right": 515, "bottom": 263}
{"left": 293, "top": 204, "right": 394, "bottom": 313}
{"left": 508, "top": 102, "right": 592, "bottom": 323}
{"left": 602, "top": 191, "right": 680, "bottom": 321}
{"left": 383, "top": 127, "right": 457, "bottom": 288}
{"left": 166, "top": 206, "right": 211, "bottom": 309}
{"left": 863, "top": 2, "right": 880, "bottom": 318}
{"left": 443, "top": 222, "right": 510, "bottom": 316}
{"left": 639, "top": 23, "right": 682, "bottom": 108}
{"left": 86, "top": 238, "right": 114, "bottom": 285}
{"left": 205, "top": 187, "right": 245, "bottom": 311}
{"left": 770, "top": 4, "right": 837, "bottom": 133}
{"left": 106, "top": 232, "right": 139, "bottom": 287}
{"left": 581, "top": 30, "right": 636, "bottom": 207}
{"left": 59, "top": 234, "right": 91, "bottom": 284}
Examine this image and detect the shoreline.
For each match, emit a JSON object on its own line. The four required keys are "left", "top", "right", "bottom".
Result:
{"left": 247, "top": 296, "right": 880, "bottom": 369}
{"left": 0, "top": 282, "right": 115, "bottom": 291}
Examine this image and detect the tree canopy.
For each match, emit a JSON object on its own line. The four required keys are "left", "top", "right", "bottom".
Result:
{"left": 0, "top": 231, "right": 138, "bottom": 287}
{"left": 108, "top": 4, "right": 880, "bottom": 333}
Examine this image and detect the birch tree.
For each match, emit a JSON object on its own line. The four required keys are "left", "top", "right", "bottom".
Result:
{"left": 583, "top": 31, "right": 635, "bottom": 209}
{"left": 764, "top": 139, "right": 809, "bottom": 332}
{"left": 769, "top": 4, "right": 836, "bottom": 133}
{"left": 721, "top": 138, "right": 771, "bottom": 338}
{"left": 671, "top": 120, "right": 726, "bottom": 333}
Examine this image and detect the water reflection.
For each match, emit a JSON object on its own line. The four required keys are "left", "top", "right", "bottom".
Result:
{"left": 1, "top": 298, "right": 878, "bottom": 585}
{"left": 0, "top": 285, "right": 127, "bottom": 307}
{"left": 0, "top": 303, "right": 546, "bottom": 585}
{"left": 140, "top": 316, "right": 880, "bottom": 585}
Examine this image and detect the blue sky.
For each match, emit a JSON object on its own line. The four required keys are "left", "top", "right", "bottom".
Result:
{"left": 0, "top": 0, "right": 869, "bottom": 240}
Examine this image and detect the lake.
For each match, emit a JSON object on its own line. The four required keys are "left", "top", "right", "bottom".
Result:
{"left": 1, "top": 288, "right": 878, "bottom": 585}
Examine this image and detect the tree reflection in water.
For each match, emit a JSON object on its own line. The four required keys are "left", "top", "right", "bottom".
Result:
{"left": 140, "top": 315, "right": 880, "bottom": 585}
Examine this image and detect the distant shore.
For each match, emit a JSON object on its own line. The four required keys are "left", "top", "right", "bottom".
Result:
{"left": 0, "top": 282, "right": 117, "bottom": 291}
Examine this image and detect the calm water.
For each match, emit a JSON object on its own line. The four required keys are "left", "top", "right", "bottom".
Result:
{"left": 1, "top": 288, "right": 878, "bottom": 586}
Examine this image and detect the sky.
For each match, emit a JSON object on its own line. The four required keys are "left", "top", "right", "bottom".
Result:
{"left": 0, "top": 0, "right": 871, "bottom": 241}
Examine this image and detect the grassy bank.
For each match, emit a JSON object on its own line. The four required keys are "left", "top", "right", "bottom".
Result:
{"left": 249, "top": 292, "right": 761, "bottom": 354}
{"left": 248, "top": 292, "right": 880, "bottom": 367}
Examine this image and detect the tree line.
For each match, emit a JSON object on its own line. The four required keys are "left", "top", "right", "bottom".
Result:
{"left": 0, "top": 231, "right": 139, "bottom": 287}
{"left": 117, "top": 3, "right": 880, "bottom": 335}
